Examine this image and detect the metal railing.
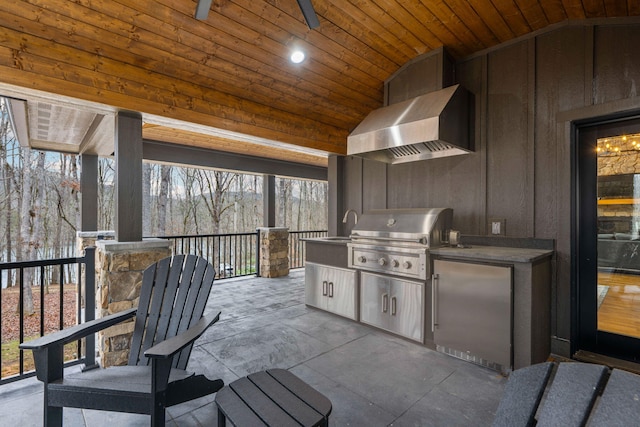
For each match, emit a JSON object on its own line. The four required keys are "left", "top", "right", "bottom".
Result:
{"left": 157, "top": 230, "right": 327, "bottom": 278}
{"left": 0, "top": 230, "right": 326, "bottom": 384}
{"left": 157, "top": 232, "right": 259, "bottom": 279}
{"left": 289, "top": 230, "right": 328, "bottom": 269}
{"left": 0, "top": 247, "right": 96, "bottom": 385}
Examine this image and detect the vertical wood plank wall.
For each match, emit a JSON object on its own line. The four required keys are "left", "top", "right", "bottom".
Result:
{"left": 340, "top": 22, "right": 640, "bottom": 357}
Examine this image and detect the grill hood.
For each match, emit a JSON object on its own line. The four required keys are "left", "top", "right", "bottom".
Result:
{"left": 347, "top": 84, "right": 472, "bottom": 164}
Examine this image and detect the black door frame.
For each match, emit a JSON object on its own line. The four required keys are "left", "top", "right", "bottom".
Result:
{"left": 572, "top": 113, "right": 640, "bottom": 361}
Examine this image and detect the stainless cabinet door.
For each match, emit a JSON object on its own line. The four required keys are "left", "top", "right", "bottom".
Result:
{"left": 433, "top": 259, "right": 512, "bottom": 368}
{"left": 389, "top": 278, "right": 424, "bottom": 342}
{"left": 305, "top": 263, "right": 326, "bottom": 309}
{"left": 360, "top": 272, "right": 390, "bottom": 331}
{"left": 360, "top": 272, "right": 424, "bottom": 342}
{"left": 326, "top": 268, "right": 358, "bottom": 320}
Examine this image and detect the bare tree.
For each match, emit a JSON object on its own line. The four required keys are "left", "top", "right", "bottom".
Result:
{"left": 142, "top": 162, "right": 152, "bottom": 235}
{"left": 98, "top": 158, "right": 115, "bottom": 230}
{"left": 157, "top": 164, "right": 171, "bottom": 235}
{"left": 197, "top": 169, "right": 236, "bottom": 234}
{"left": 0, "top": 99, "right": 15, "bottom": 266}
{"left": 17, "top": 148, "right": 40, "bottom": 314}
{"left": 179, "top": 167, "right": 200, "bottom": 234}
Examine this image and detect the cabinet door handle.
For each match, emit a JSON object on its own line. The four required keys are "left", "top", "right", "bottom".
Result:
{"left": 382, "top": 293, "right": 389, "bottom": 313}
{"left": 328, "top": 282, "right": 334, "bottom": 297}
{"left": 432, "top": 273, "right": 439, "bottom": 332}
{"left": 391, "top": 296, "right": 397, "bottom": 316}
{"left": 322, "top": 280, "right": 328, "bottom": 296}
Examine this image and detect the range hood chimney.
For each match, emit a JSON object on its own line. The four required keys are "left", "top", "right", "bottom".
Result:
{"left": 347, "top": 84, "right": 472, "bottom": 164}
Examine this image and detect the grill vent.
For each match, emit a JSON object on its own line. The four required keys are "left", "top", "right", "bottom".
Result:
{"left": 388, "top": 144, "right": 421, "bottom": 158}
{"left": 423, "top": 140, "right": 454, "bottom": 153}
{"left": 387, "top": 141, "right": 459, "bottom": 159}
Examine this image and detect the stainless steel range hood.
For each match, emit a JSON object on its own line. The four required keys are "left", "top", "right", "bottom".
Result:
{"left": 347, "top": 84, "right": 472, "bottom": 164}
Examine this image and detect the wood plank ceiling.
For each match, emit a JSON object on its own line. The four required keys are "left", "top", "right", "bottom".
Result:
{"left": 1, "top": 1, "right": 639, "bottom": 168}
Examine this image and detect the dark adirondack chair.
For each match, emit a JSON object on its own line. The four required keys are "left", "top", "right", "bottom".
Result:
{"left": 20, "top": 254, "right": 224, "bottom": 427}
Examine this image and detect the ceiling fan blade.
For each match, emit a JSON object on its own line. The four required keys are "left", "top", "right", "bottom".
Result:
{"left": 296, "top": 0, "right": 320, "bottom": 29}
{"left": 195, "top": 0, "right": 213, "bottom": 20}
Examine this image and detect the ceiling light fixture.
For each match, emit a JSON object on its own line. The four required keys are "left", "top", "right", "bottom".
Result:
{"left": 290, "top": 50, "right": 306, "bottom": 64}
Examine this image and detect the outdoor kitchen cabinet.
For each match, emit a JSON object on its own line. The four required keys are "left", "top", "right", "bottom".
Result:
{"left": 360, "top": 271, "right": 424, "bottom": 342}
{"left": 305, "top": 262, "right": 358, "bottom": 320}
{"left": 432, "top": 259, "right": 512, "bottom": 370}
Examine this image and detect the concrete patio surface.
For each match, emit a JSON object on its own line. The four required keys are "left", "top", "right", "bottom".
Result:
{"left": 0, "top": 269, "right": 506, "bottom": 426}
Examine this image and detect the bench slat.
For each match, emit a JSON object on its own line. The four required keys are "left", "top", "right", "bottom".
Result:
{"left": 589, "top": 368, "right": 640, "bottom": 426}
{"left": 249, "top": 371, "right": 324, "bottom": 426}
{"left": 536, "top": 363, "right": 607, "bottom": 427}
{"left": 229, "top": 377, "right": 300, "bottom": 427}
{"left": 268, "top": 368, "right": 332, "bottom": 417}
{"left": 215, "top": 387, "right": 267, "bottom": 427}
{"left": 492, "top": 362, "right": 553, "bottom": 427}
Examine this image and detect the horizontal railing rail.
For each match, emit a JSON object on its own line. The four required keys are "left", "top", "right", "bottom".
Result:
{"left": 0, "top": 247, "right": 96, "bottom": 385}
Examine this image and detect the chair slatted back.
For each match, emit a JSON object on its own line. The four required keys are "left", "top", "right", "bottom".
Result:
{"left": 128, "top": 255, "right": 216, "bottom": 369}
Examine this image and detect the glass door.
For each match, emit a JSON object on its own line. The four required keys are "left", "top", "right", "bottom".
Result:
{"left": 575, "top": 117, "right": 640, "bottom": 361}
{"left": 596, "top": 135, "right": 640, "bottom": 339}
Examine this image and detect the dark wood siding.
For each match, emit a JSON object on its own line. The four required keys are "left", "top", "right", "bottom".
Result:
{"left": 341, "top": 21, "right": 640, "bottom": 355}
{"left": 486, "top": 40, "right": 532, "bottom": 238}
{"left": 594, "top": 25, "right": 640, "bottom": 105}
{"left": 535, "top": 26, "right": 591, "bottom": 341}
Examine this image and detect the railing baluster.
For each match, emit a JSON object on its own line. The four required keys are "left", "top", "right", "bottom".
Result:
{"left": 56, "top": 266, "right": 63, "bottom": 331}
{"left": 40, "top": 266, "right": 45, "bottom": 337}
{"left": 19, "top": 266, "right": 24, "bottom": 376}
{"left": 0, "top": 272, "right": 3, "bottom": 373}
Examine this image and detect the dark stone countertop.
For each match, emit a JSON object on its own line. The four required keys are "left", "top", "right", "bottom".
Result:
{"left": 431, "top": 245, "right": 554, "bottom": 263}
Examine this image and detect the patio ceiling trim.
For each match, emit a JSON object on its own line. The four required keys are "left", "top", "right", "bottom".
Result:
{"left": 143, "top": 139, "right": 327, "bottom": 181}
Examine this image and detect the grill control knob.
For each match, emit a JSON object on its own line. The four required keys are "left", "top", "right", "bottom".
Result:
{"left": 403, "top": 261, "right": 412, "bottom": 269}
{"left": 391, "top": 259, "right": 399, "bottom": 267}
{"left": 378, "top": 258, "right": 387, "bottom": 266}
{"left": 358, "top": 256, "right": 367, "bottom": 263}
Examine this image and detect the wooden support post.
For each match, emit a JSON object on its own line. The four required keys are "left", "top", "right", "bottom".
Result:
{"left": 114, "top": 111, "right": 143, "bottom": 242}
{"left": 328, "top": 155, "right": 344, "bottom": 236}
{"left": 263, "top": 174, "right": 276, "bottom": 227}
{"left": 80, "top": 154, "right": 98, "bottom": 232}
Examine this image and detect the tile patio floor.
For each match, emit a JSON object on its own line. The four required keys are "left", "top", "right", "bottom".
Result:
{"left": 0, "top": 269, "right": 506, "bottom": 426}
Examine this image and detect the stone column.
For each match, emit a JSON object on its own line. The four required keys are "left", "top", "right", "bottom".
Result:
{"left": 95, "top": 239, "right": 171, "bottom": 367}
{"left": 258, "top": 227, "right": 290, "bottom": 278}
{"left": 76, "top": 231, "right": 116, "bottom": 366}
{"left": 76, "top": 231, "right": 116, "bottom": 253}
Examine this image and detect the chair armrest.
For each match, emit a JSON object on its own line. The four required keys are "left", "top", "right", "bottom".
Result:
{"left": 144, "top": 311, "right": 221, "bottom": 359}
{"left": 20, "top": 308, "right": 137, "bottom": 351}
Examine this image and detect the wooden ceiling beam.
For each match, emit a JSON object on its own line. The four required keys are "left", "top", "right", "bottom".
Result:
{"left": 4, "top": 0, "right": 377, "bottom": 127}
{"left": 414, "top": 0, "right": 483, "bottom": 58}
{"left": 490, "top": 0, "right": 534, "bottom": 37}
{"left": 0, "top": 56, "right": 347, "bottom": 154}
{"left": 314, "top": 0, "right": 413, "bottom": 64}
{"left": 561, "top": 0, "right": 587, "bottom": 19}
{"left": 466, "top": 0, "right": 518, "bottom": 43}
{"left": 142, "top": 124, "right": 328, "bottom": 167}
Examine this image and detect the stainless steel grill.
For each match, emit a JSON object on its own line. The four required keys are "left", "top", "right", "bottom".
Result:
{"left": 347, "top": 208, "right": 453, "bottom": 280}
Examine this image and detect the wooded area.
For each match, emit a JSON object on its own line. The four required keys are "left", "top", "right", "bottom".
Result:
{"left": 0, "top": 98, "right": 327, "bottom": 313}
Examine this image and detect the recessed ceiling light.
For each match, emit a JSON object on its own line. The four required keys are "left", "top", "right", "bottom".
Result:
{"left": 290, "top": 50, "right": 305, "bottom": 64}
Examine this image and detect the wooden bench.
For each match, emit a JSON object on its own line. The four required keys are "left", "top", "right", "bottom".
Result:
{"left": 493, "top": 361, "right": 640, "bottom": 426}
{"left": 215, "top": 369, "right": 332, "bottom": 427}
